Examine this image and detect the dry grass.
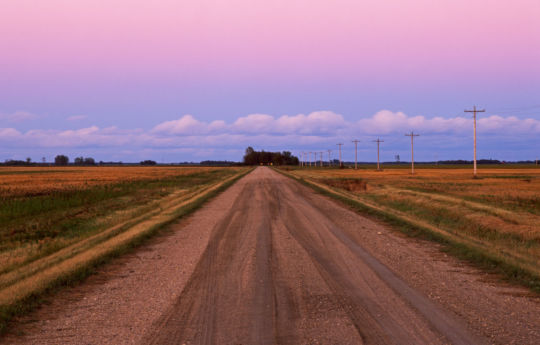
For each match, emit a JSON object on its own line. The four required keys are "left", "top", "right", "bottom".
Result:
{"left": 0, "top": 166, "right": 218, "bottom": 197}
{"left": 283, "top": 166, "right": 540, "bottom": 283}
{"left": 0, "top": 166, "right": 249, "bottom": 326}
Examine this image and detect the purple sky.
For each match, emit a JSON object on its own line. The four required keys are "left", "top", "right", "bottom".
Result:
{"left": 1, "top": 0, "right": 539, "bottom": 162}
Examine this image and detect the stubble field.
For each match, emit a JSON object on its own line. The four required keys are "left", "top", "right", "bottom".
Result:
{"left": 280, "top": 165, "right": 540, "bottom": 291}
{"left": 0, "top": 165, "right": 248, "bottom": 331}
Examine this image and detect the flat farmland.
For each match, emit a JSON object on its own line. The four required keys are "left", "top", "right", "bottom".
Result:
{"left": 2, "top": 167, "right": 539, "bottom": 344}
{"left": 281, "top": 165, "right": 540, "bottom": 290}
{"left": 0, "top": 165, "right": 248, "bottom": 330}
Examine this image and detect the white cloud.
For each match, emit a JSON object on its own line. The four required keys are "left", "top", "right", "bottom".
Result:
{"left": 152, "top": 114, "right": 208, "bottom": 134}
{"left": 0, "top": 111, "right": 38, "bottom": 123}
{"left": 0, "top": 110, "right": 538, "bottom": 161}
{"left": 230, "top": 111, "right": 347, "bottom": 134}
{"left": 356, "top": 110, "right": 473, "bottom": 134}
{"left": 0, "top": 128, "right": 22, "bottom": 137}
{"left": 275, "top": 111, "right": 347, "bottom": 134}
{"left": 232, "top": 113, "right": 275, "bottom": 133}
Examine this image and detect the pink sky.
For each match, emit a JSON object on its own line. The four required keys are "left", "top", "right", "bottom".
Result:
{"left": 2, "top": 0, "right": 539, "bottom": 83}
{"left": 1, "top": 0, "right": 539, "bottom": 161}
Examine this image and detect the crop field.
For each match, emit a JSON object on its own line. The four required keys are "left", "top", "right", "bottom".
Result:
{"left": 0, "top": 166, "right": 248, "bottom": 329}
{"left": 280, "top": 165, "right": 540, "bottom": 289}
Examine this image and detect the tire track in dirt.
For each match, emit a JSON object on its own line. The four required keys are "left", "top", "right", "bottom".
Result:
{"left": 6, "top": 167, "right": 539, "bottom": 344}
{"left": 142, "top": 167, "right": 484, "bottom": 344}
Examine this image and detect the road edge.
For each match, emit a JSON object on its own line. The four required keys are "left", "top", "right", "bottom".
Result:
{"left": 0, "top": 167, "right": 253, "bottom": 334}
{"left": 273, "top": 167, "right": 540, "bottom": 295}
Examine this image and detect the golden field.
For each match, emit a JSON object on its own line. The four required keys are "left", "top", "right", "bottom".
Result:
{"left": 0, "top": 166, "right": 248, "bottom": 329}
{"left": 281, "top": 165, "right": 540, "bottom": 288}
{"left": 0, "top": 166, "right": 221, "bottom": 197}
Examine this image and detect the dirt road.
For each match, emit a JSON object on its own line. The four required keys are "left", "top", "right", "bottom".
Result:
{"left": 3, "top": 167, "right": 539, "bottom": 344}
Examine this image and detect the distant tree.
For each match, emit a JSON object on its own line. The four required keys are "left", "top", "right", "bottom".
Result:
{"left": 26, "top": 157, "right": 31, "bottom": 164}
{"left": 140, "top": 160, "right": 157, "bottom": 166}
{"left": 3, "top": 159, "right": 27, "bottom": 166}
{"left": 199, "top": 160, "right": 238, "bottom": 166}
{"left": 55, "top": 155, "right": 69, "bottom": 166}
{"left": 74, "top": 156, "right": 84, "bottom": 165}
{"left": 73, "top": 156, "right": 96, "bottom": 165}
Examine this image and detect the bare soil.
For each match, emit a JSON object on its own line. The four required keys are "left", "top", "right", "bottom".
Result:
{"left": 2, "top": 167, "right": 539, "bottom": 344}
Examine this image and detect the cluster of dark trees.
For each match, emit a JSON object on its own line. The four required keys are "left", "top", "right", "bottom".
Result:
{"left": 243, "top": 147, "right": 299, "bottom": 166}
{"left": 435, "top": 159, "right": 502, "bottom": 165}
{"left": 54, "top": 155, "right": 69, "bottom": 165}
{"left": 53, "top": 155, "right": 96, "bottom": 166}
{"left": 2, "top": 159, "right": 35, "bottom": 166}
{"left": 140, "top": 160, "right": 157, "bottom": 165}
{"left": 74, "top": 156, "right": 96, "bottom": 165}
{"left": 200, "top": 160, "right": 242, "bottom": 166}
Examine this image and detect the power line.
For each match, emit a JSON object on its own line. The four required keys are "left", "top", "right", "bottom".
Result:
{"left": 405, "top": 132, "right": 420, "bottom": 174}
{"left": 465, "top": 106, "right": 485, "bottom": 177}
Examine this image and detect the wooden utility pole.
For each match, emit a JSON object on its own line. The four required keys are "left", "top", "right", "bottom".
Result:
{"left": 352, "top": 139, "right": 360, "bottom": 170}
{"left": 337, "top": 143, "right": 344, "bottom": 167}
{"left": 405, "top": 132, "right": 420, "bottom": 174}
{"left": 465, "top": 106, "right": 485, "bottom": 177}
{"left": 327, "top": 149, "right": 332, "bottom": 167}
{"left": 372, "top": 138, "right": 384, "bottom": 171}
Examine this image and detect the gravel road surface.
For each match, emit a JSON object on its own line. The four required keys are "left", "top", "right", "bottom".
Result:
{"left": 3, "top": 167, "right": 539, "bottom": 344}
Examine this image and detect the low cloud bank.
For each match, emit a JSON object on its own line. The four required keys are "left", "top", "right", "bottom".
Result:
{"left": 0, "top": 110, "right": 538, "bottom": 160}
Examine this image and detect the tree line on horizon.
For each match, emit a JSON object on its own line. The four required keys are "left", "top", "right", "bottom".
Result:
{"left": 0, "top": 153, "right": 535, "bottom": 166}
{"left": 243, "top": 147, "right": 299, "bottom": 166}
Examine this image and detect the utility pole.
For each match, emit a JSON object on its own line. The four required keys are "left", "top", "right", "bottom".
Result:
{"left": 352, "top": 139, "right": 360, "bottom": 170}
{"left": 309, "top": 152, "right": 312, "bottom": 167}
{"left": 327, "top": 149, "right": 332, "bottom": 167}
{"left": 337, "top": 143, "right": 343, "bottom": 167}
{"left": 405, "top": 132, "right": 420, "bottom": 174}
{"left": 465, "top": 106, "right": 485, "bottom": 177}
{"left": 372, "top": 138, "right": 384, "bottom": 171}
{"left": 319, "top": 152, "right": 323, "bottom": 167}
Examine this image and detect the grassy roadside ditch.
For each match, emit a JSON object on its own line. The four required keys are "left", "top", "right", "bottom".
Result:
{"left": 0, "top": 167, "right": 252, "bottom": 333}
{"left": 275, "top": 167, "right": 540, "bottom": 294}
